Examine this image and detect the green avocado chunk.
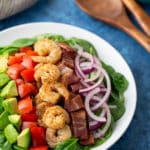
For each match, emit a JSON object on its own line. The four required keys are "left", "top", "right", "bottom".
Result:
{"left": 4, "top": 124, "right": 19, "bottom": 144}
{"left": 0, "top": 53, "right": 8, "bottom": 73}
{"left": 8, "top": 114, "right": 21, "bottom": 131}
{"left": 0, "top": 73, "right": 10, "bottom": 88}
{"left": 0, "top": 111, "right": 9, "bottom": 130}
{"left": 17, "top": 128, "right": 31, "bottom": 149}
{"left": 0, "top": 80, "right": 18, "bottom": 98}
{"left": 3, "top": 98, "right": 18, "bottom": 114}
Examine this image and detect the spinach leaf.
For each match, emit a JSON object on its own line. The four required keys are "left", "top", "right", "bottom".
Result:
{"left": 66, "top": 38, "right": 97, "bottom": 55}
{"left": 0, "top": 141, "right": 12, "bottom": 150}
{"left": 0, "top": 97, "right": 4, "bottom": 114}
{"left": 0, "top": 47, "right": 18, "bottom": 55}
{"left": 0, "top": 132, "right": 5, "bottom": 144}
{"left": 54, "top": 138, "right": 78, "bottom": 150}
{"left": 102, "top": 62, "right": 128, "bottom": 93}
{"left": 10, "top": 38, "right": 36, "bottom": 48}
{"left": 109, "top": 92, "right": 125, "bottom": 121}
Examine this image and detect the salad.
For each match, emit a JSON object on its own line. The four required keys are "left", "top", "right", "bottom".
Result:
{"left": 0, "top": 34, "right": 128, "bottom": 150}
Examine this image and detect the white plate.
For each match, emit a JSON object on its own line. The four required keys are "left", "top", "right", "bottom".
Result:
{"left": 0, "top": 23, "right": 137, "bottom": 150}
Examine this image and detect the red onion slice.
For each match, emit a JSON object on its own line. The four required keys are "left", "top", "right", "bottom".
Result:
{"left": 91, "top": 68, "right": 111, "bottom": 111}
{"left": 94, "top": 104, "right": 111, "bottom": 138}
{"left": 85, "top": 88, "right": 106, "bottom": 122}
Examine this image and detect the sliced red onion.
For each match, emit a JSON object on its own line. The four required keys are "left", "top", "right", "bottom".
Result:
{"left": 94, "top": 104, "right": 111, "bottom": 138}
{"left": 75, "top": 55, "right": 87, "bottom": 79}
{"left": 89, "top": 121, "right": 103, "bottom": 131}
{"left": 79, "top": 75, "right": 104, "bottom": 93}
{"left": 91, "top": 68, "right": 111, "bottom": 111}
{"left": 85, "top": 88, "right": 106, "bottom": 122}
{"left": 84, "top": 65, "right": 103, "bottom": 82}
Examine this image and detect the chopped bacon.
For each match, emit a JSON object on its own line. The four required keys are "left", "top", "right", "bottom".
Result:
{"left": 61, "top": 72, "right": 79, "bottom": 87}
{"left": 71, "top": 110, "right": 88, "bottom": 140}
{"left": 70, "top": 82, "right": 84, "bottom": 93}
{"left": 58, "top": 43, "right": 77, "bottom": 59}
{"left": 61, "top": 55, "right": 75, "bottom": 69}
{"left": 80, "top": 132, "right": 95, "bottom": 145}
{"left": 57, "top": 62, "right": 73, "bottom": 75}
{"left": 65, "top": 95, "right": 84, "bottom": 112}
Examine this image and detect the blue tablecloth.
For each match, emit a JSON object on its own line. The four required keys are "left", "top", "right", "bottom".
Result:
{"left": 0, "top": 0, "right": 150, "bottom": 149}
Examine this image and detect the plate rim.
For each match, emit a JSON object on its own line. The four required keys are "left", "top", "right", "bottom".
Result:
{"left": 0, "top": 22, "right": 137, "bottom": 150}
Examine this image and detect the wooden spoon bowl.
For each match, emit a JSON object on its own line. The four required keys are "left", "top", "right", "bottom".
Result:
{"left": 76, "top": 0, "right": 150, "bottom": 52}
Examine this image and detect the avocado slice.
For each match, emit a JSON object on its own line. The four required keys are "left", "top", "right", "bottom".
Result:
{"left": 8, "top": 114, "right": 21, "bottom": 131}
{"left": 0, "top": 111, "right": 9, "bottom": 130}
{"left": 3, "top": 98, "right": 18, "bottom": 114}
{"left": 0, "top": 73, "right": 10, "bottom": 88}
{"left": 17, "top": 128, "right": 31, "bottom": 149}
{"left": 1, "top": 80, "right": 18, "bottom": 98}
{"left": 0, "top": 53, "right": 8, "bottom": 73}
{"left": 4, "top": 124, "right": 19, "bottom": 144}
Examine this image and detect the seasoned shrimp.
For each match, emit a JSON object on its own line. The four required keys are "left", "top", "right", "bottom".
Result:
{"left": 46, "top": 125, "right": 72, "bottom": 148}
{"left": 43, "top": 105, "right": 70, "bottom": 129}
{"left": 32, "top": 38, "right": 62, "bottom": 64}
{"left": 38, "top": 82, "right": 69, "bottom": 105}
{"left": 34, "top": 63, "right": 60, "bottom": 84}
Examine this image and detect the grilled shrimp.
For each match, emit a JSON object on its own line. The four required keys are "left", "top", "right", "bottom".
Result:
{"left": 34, "top": 63, "right": 60, "bottom": 84}
{"left": 38, "top": 82, "right": 69, "bottom": 105}
{"left": 32, "top": 38, "right": 62, "bottom": 64}
{"left": 43, "top": 105, "right": 70, "bottom": 129}
{"left": 46, "top": 125, "right": 72, "bottom": 148}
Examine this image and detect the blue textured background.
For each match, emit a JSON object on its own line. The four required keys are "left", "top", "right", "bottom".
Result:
{"left": 0, "top": 1, "right": 150, "bottom": 149}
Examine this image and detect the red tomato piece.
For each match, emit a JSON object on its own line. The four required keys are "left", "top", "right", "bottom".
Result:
{"left": 15, "top": 79, "right": 24, "bottom": 86}
{"left": 26, "top": 50, "right": 38, "bottom": 56}
{"left": 22, "top": 121, "right": 37, "bottom": 130}
{"left": 18, "top": 96, "right": 33, "bottom": 115}
{"left": 21, "top": 55, "right": 36, "bottom": 69}
{"left": 30, "top": 106, "right": 36, "bottom": 114}
{"left": 22, "top": 113, "right": 37, "bottom": 122}
{"left": 8, "top": 55, "right": 22, "bottom": 65}
{"left": 7, "top": 64, "right": 25, "bottom": 80}
{"left": 29, "top": 146, "right": 48, "bottom": 150}
{"left": 18, "top": 83, "right": 31, "bottom": 98}
{"left": 26, "top": 83, "right": 37, "bottom": 95}
{"left": 31, "top": 127, "right": 46, "bottom": 147}
{"left": 21, "top": 68, "right": 35, "bottom": 82}
{"left": 19, "top": 46, "right": 33, "bottom": 53}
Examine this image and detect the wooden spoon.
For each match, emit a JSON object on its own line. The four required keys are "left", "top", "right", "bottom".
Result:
{"left": 122, "top": 0, "right": 150, "bottom": 36}
{"left": 76, "top": 0, "right": 150, "bottom": 52}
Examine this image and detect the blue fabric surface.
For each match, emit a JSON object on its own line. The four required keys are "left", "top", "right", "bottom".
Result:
{"left": 0, "top": 0, "right": 150, "bottom": 149}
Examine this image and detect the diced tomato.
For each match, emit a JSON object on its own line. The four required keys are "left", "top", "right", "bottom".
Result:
{"left": 22, "top": 113, "right": 37, "bottom": 122}
{"left": 15, "top": 52, "right": 26, "bottom": 57}
{"left": 7, "top": 64, "right": 25, "bottom": 80}
{"left": 15, "top": 79, "right": 24, "bottom": 86}
{"left": 31, "top": 127, "right": 46, "bottom": 147}
{"left": 30, "top": 106, "right": 36, "bottom": 114}
{"left": 18, "top": 96, "right": 33, "bottom": 114}
{"left": 26, "top": 50, "right": 38, "bottom": 56}
{"left": 19, "top": 46, "right": 33, "bottom": 53}
{"left": 21, "top": 68, "right": 35, "bottom": 82}
{"left": 29, "top": 146, "right": 48, "bottom": 150}
{"left": 21, "top": 55, "right": 36, "bottom": 69}
{"left": 8, "top": 55, "right": 22, "bottom": 65}
{"left": 18, "top": 83, "right": 31, "bottom": 98}
{"left": 22, "top": 121, "right": 37, "bottom": 130}
{"left": 26, "top": 83, "right": 37, "bottom": 95}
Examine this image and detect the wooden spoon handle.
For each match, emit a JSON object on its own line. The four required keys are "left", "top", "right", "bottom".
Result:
{"left": 118, "top": 15, "right": 150, "bottom": 52}
{"left": 122, "top": 0, "right": 150, "bottom": 36}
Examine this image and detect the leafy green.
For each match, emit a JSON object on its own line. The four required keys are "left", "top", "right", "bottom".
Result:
{"left": 0, "top": 141, "right": 12, "bottom": 150}
{"left": 0, "top": 132, "right": 5, "bottom": 144}
{"left": 10, "top": 38, "right": 36, "bottom": 48}
{"left": 54, "top": 138, "right": 78, "bottom": 150}
{"left": 102, "top": 62, "right": 128, "bottom": 93}
{"left": 13, "top": 145, "right": 27, "bottom": 150}
{"left": 0, "top": 97, "right": 4, "bottom": 114}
